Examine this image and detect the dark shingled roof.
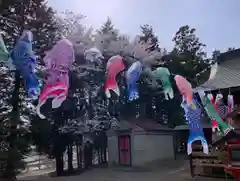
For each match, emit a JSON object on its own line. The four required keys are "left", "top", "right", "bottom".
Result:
{"left": 130, "top": 118, "right": 172, "bottom": 131}
{"left": 117, "top": 118, "right": 172, "bottom": 132}
{"left": 218, "top": 48, "right": 240, "bottom": 64}
{"left": 194, "top": 48, "right": 240, "bottom": 92}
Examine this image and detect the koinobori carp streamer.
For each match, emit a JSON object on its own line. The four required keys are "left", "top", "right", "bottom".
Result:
{"left": 198, "top": 91, "right": 233, "bottom": 136}
{"left": 11, "top": 30, "right": 39, "bottom": 98}
{"left": 0, "top": 33, "right": 9, "bottom": 61}
{"left": 153, "top": 67, "right": 174, "bottom": 100}
{"left": 105, "top": 55, "right": 125, "bottom": 98}
{"left": 181, "top": 96, "right": 208, "bottom": 155}
{"left": 36, "top": 38, "right": 75, "bottom": 119}
{"left": 207, "top": 93, "right": 220, "bottom": 132}
{"left": 125, "top": 61, "right": 143, "bottom": 101}
{"left": 175, "top": 75, "right": 195, "bottom": 109}
{"left": 0, "top": 33, "right": 15, "bottom": 70}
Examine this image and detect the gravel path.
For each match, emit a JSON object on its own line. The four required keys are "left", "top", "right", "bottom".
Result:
{"left": 19, "top": 159, "right": 225, "bottom": 181}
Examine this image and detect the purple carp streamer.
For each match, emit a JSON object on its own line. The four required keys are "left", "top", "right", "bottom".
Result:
{"left": 37, "top": 38, "right": 75, "bottom": 119}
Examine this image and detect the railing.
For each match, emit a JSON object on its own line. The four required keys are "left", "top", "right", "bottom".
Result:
{"left": 23, "top": 155, "right": 56, "bottom": 173}
{"left": 23, "top": 152, "right": 79, "bottom": 173}
{"left": 22, "top": 149, "right": 106, "bottom": 174}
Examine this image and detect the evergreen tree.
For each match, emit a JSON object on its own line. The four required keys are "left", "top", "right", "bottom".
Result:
{"left": 57, "top": 10, "right": 85, "bottom": 39}
{"left": 95, "top": 18, "right": 118, "bottom": 52}
{"left": 0, "top": 0, "right": 62, "bottom": 178}
{"left": 0, "top": 0, "right": 61, "bottom": 53}
{"left": 170, "top": 25, "right": 209, "bottom": 84}
{"left": 30, "top": 19, "right": 119, "bottom": 174}
{"left": 97, "top": 17, "right": 114, "bottom": 35}
{"left": 139, "top": 24, "right": 160, "bottom": 52}
{"left": 31, "top": 3, "right": 62, "bottom": 56}
{"left": 128, "top": 24, "right": 164, "bottom": 123}
{"left": 161, "top": 25, "right": 210, "bottom": 127}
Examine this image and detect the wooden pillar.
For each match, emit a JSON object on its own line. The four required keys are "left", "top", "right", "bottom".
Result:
{"left": 173, "top": 132, "right": 177, "bottom": 160}
{"left": 189, "top": 154, "right": 195, "bottom": 178}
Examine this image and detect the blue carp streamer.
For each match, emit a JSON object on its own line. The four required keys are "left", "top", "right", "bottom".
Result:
{"left": 11, "top": 30, "right": 39, "bottom": 98}
{"left": 125, "top": 61, "right": 143, "bottom": 101}
{"left": 181, "top": 96, "right": 209, "bottom": 155}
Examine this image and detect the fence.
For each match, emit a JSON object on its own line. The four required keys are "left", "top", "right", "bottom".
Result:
{"left": 22, "top": 147, "right": 106, "bottom": 174}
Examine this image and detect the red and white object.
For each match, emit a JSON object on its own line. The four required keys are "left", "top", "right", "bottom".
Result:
{"left": 207, "top": 93, "right": 220, "bottom": 132}
{"left": 105, "top": 55, "right": 125, "bottom": 98}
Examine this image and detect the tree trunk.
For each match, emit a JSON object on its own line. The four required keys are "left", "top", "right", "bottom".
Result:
{"left": 77, "top": 144, "right": 83, "bottom": 169}
{"left": 100, "top": 148, "right": 104, "bottom": 163}
{"left": 84, "top": 143, "right": 93, "bottom": 169}
{"left": 67, "top": 144, "right": 73, "bottom": 172}
{"left": 55, "top": 151, "right": 64, "bottom": 176}
{"left": 80, "top": 148, "right": 83, "bottom": 169}
{"left": 97, "top": 149, "right": 101, "bottom": 164}
{"left": 76, "top": 144, "right": 80, "bottom": 168}
{"left": 89, "top": 144, "right": 93, "bottom": 166}
{"left": 54, "top": 134, "right": 64, "bottom": 176}
{"left": 2, "top": 71, "right": 21, "bottom": 179}
{"left": 103, "top": 147, "right": 107, "bottom": 163}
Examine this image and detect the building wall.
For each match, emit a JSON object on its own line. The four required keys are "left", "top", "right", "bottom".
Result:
{"left": 132, "top": 132, "right": 174, "bottom": 166}
{"left": 107, "top": 135, "right": 119, "bottom": 166}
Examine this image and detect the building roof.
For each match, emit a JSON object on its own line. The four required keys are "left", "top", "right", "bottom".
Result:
{"left": 117, "top": 118, "right": 172, "bottom": 132}
{"left": 194, "top": 48, "right": 240, "bottom": 92}
{"left": 218, "top": 48, "right": 240, "bottom": 64}
{"left": 131, "top": 118, "right": 172, "bottom": 131}
{"left": 194, "top": 63, "right": 240, "bottom": 92}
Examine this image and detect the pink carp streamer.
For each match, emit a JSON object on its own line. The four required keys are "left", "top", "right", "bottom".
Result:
{"left": 174, "top": 75, "right": 195, "bottom": 109}
{"left": 105, "top": 55, "right": 125, "bottom": 98}
{"left": 37, "top": 39, "right": 75, "bottom": 119}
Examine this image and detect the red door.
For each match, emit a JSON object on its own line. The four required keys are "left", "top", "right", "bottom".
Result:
{"left": 119, "top": 135, "right": 131, "bottom": 166}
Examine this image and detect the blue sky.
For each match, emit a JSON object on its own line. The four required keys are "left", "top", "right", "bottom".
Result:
{"left": 48, "top": 0, "right": 240, "bottom": 57}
